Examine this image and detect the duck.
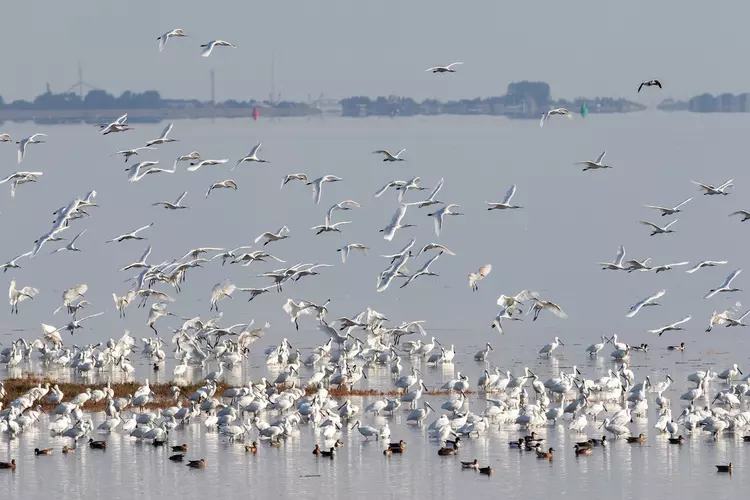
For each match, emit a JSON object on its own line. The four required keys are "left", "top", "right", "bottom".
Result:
{"left": 88, "top": 438, "right": 107, "bottom": 449}
{"left": 171, "top": 444, "right": 188, "bottom": 452}
{"left": 187, "top": 459, "right": 206, "bottom": 469}
{"left": 525, "top": 441, "right": 541, "bottom": 452}
{"left": 667, "top": 342, "right": 685, "bottom": 351}
{"left": 383, "top": 448, "right": 392, "bottom": 456}
{"left": 269, "top": 438, "right": 282, "bottom": 448}
{"left": 320, "top": 447, "right": 336, "bottom": 458}
{"left": 34, "top": 448, "right": 53, "bottom": 456}
{"left": 438, "top": 447, "right": 458, "bottom": 456}
{"left": 743, "top": 436, "right": 750, "bottom": 442}
{"left": 591, "top": 436, "right": 607, "bottom": 447}
{"left": 536, "top": 447, "right": 554, "bottom": 459}
{"left": 478, "top": 465, "right": 493, "bottom": 475}
{"left": 575, "top": 440, "right": 594, "bottom": 449}
{"left": 461, "top": 459, "right": 479, "bottom": 469}
{"left": 245, "top": 441, "right": 258, "bottom": 454}
{"left": 152, "top": 439, "right": 166, "bottom": 447}
{"left": 524, "top": 431, "right": 544, "bottom": 443}
{"left": 62, "top": 446, "right": 75, "bottom": 454}
{"left": 631, "top": 343, "right": 649, "bottom": 352}
{"left": 716, "top": 463, "right": 733, "bottom": 473}
{"left": 626, "top": 434, "right": 645, "bottom": 444}
{"left": 509, "top": 438, "right": 525, "bottom": 449}
{"left": 0, "top": 459, "right": 16, "bottom": 470}
{"left": 668, "top": 435, "right": 685, "bottom": 445}
{"left": 444, "top": 437, "right": 461, "bottom": 450}
{"left": 574, "top": 444, "right": 592, "bottom": 456}
{"left": 312, "top": 444, "right": 322, "bottom": 456}
{"left": 388, "top": 440, "right": 406, "bottom": 452}
{"left": 334, "top": 439, "right": 344, "bottom": 448}
{"left": 169, "top": 454, "right": 184, "bottom": 462}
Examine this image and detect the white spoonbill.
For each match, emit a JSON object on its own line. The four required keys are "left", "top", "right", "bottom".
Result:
{"left": 425, "top": 62, "right": 463, "bottom": 73}
{"left": 539, "top": 337, "right": 564, "bottom": 356}
{"left": 427, "top": 204, "right": 463, "bottom": 237}
{"left": 645, "top": 197, "right": 692, "bottom": 216}
{"left": 145, "top": 123, "right": 177, "bottom": 147}
{"left": 686, "top": 260, "right": 728, "bottom": 274}
{"left": 575, "top": 151, "right": 611, "bottom": 171}
{"left": 200, "top": 40, "right": 237, "bottom": 57}
{"left": 233, "top": 142, "right": 268, "bottom": 169}
{"left": 373, "top": 149, "right": 406, "bottom": 161}
{"left": 157, "top": 29, "right": 187, "bottom": 52}
{"left": 704, "top": 269, "right": 742, "bottom": 299}
{"left": 17, "top": 133, "right": 46, "bottom": 163}
{"left": 626, "top": 289, "right": 666, "bottom": 318}
{"left": 486, "top": 185, "right": 522, "bottom": 210}
{"left": 540, "top": 108, "right": 572, "bottom": 127}
{"left": 648, "top": 315, "right": 691, "bottom": 336}
{"left": 692, "top": 179, "right": 733, "bottom": 196}
{"left": 468, "top": 264, "right": 492, "bottom": 291}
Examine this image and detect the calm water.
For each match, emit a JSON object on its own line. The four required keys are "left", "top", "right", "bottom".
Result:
{"left": 1, "top": 113, "right": 750, "bottom": 498}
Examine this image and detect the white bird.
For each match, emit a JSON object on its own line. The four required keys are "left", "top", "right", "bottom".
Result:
{"left": 51, "top": 311, "right": 105, "bottom": 336}
{"left": 233, "top": 142, "right": 268, "bottom": 169}
{"left": 157, "top": 28, "right": 187, "bottom": 52}
{"left": 599, "top": 244, "right": 626, "bottom": 271}
{"left": 486, "top": 185, "right": 522, "bottom": 210}
{"left": 112, "top": 146, "right": 156, "bottom": 163}
{"left": 206, "top": 180, "right": 238, "bottom": 198}
{"left": 406, "top": 178, "right": 444, "bottom": 208}
{"left": 686, "top": 260, "right": 728, "bottom": 274}
{"left": 200, "top": 40, "right": 237, "bottom": 57}
{"left": 327, "top": 200, "right": 361, "bottom": 223}
{"left": 692, "top": 179, "right": 734, "bottom": 196}
{"left": 648, "top": 315, "right": 691, "bottom": 336}
{"left": 626, "top": 290, "right": 666, "bottom": 318}
{"left": 280, "top": 173, "right": 308, "bottom": 189}
{"left": 107, "top": 223, "right": 154, "bottom": 243}
{"left": 586, "top": 336, "right": 608, "bottom": 356}
{"left": 380, "top": 204, "right": 415, "bottom": 241}
{"left": 372, "top": 149, "right": 406, "bottom": 161}
{"left": 307, "top": 175, "right": 342, "bottom": 204}
{"left": 652, "top": 261, "right": 690, "bottom": 273}
{"left": 9, "top": 279, "right": 39, "bottom": 314}
{"left": 0, "top": 251, "right": 32, "bottom": 273}
{"left": 729, "top": 210, "right": 750, "bottom": 222}
{"left": 210, "top": 281, "right": 237, "bottom": 312}
{"left": 540, "top": 108, "right": 572, "bottom": 127}
{"left": 255, "top": 226, "right": 290, "bottom": 246}
{"left": 417, "top": 243, "right": 455, "bottom": 257}
{"left": 427, "top": 204, "right": 463, "bottom": 237}
{"left": 145, "top": 123, "right": 177, "bottom": 147}
{"left": 401, "top": 252, "right": 442, "bottom": 289}
{"left": 724, "top": 309, "right": 750, "bottom": 328}
{"left": 100, "top": 114, "right": 130, "bottom": 135}
{"left": 645, "top": 197, "right": 693, "bottom": 216}
{"left": 152, "top": 191, "right": 188, "bottom": 210}
{"left": 640, "top": 219, "right": 678, "bottom": 236}
{"left": 51, "top": 229, "right": 87, "bottom": 254}
{"left": 575, "top": 151, "right": 611, "bottom": 171}
{"left": 527, "top": 298, "right": 568, "bottom": 322}
{"left": 119, "top": 245, "right": 152, "bottom": 272}
{"left": 312, "top": 220, "right": 351, "bottom": 235}
{"left": 17, "top": 133, "right": 46, "bottom": 163}
{"left": 539, "top": 337, "right": 564, "bottom": 356}
{"left": 425, "top": 62, "right": 463, "bottom": 73}
{"left": 187, "top": 158, "right": 229, "bottom": 172}
{"left": 704, "top": 269, "right": 742, "bottom": 299}
{"left": 0, "top": 133, "right": 12, "bottom": 142}
{"left": 468, "top": 264, "right": 492, "bottom": 291}
{"left": 337, "top": 244, "right": 368, "bottom": 263}
{"left": 127, "top": 161, "right": 176, "bottom": 182}
{"left": 374, "top": 180, "right": 407, "bottom": 199}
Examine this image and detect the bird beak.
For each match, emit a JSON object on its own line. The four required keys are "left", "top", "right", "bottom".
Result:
{"left": 362, "top": 371, "right": 368, "bottom": 380}
{"left": 426, "top": 403, "right": 434, "bottom": 411}
{"left": 558, "top": 340, "right": 564, "bottom": 346}
{"left": 488, "top": 344, "right": 494, "bottom": 351}
{"left": 739, "top": 368, "right": 744, "bottom": 375}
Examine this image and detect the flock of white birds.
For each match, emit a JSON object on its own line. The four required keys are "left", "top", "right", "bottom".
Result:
{"left": 0, "top": 30, "right": 748, "bottom": 473}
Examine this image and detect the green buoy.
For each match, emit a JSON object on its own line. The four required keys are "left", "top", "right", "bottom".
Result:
{"left": 580, "top": 103, "right": 588, "bottom": 118}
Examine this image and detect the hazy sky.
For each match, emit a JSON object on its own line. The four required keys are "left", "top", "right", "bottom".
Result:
{"left": 3, "top": 1, "right": 747, "bottom": 103}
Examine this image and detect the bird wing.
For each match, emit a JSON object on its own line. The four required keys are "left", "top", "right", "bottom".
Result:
{"left": 639, "top": 221, "right": 661, "bottom": 231}
{"left": 424, "top": 67, "right": 439, "bottom": 72}
{"left": 638, "top": 82, "right": 644, "bottom": 93}
{"left": 671, "top": 316, "right": 691, "bottom": 328}
{"left": 446, "top": 62, "right": 464, "bottom": 69}
{"left": 663, "top": 219, "right": 679, "bottom": 230}
{"left": 478, "top": 264, "right": 492, "bottom": 279}
{"left": 595, "top": 151, "right": 606, "bottom": 164}
{"left": 655, "top": 80, "right": 662, "bottom": 88}
{"left": 384, "top": 205, "right": 408, "bottom": 241}
{"left": 137, "top": 245, "right": 152, "bottom": 263}
{"left": 730, "top": 210, "right": 750, "bottom": 217}
{"left": 614, "top": 245, "right": 626, "bottom": 267}
{"left": 18, "top": 141, "right": 26, "bottom": 163}
{"left": 79, "top": 312, "right": 105, "bottom": 323}
{"left": 673, "top": 197, "right": 693, "bottom": 210}
{"left": 718, "top": 179, "right": 734, "bottom": 190}
{"left": 539, "top": 113, "right": 547, "bottom": 127}
{"left": 311, "top": 179, "right": 323, "bottom": 204}
{"left": 691, "top": 180, "right": 713, "bottom": 191}
{"left": 502, "top": 185, "right": 516, "bottom": 205}
{"left": 250, "top": 142, "right": 262, "bottom": 156}
{"left": 201, "top": 42, "right": 215, "bottom": 57}
{"left": 548, "top": 303, "right": 568, "bottom": 319}
{"left": 71, "top": 229, "right": 87, "bottom": 244}
{"left": 395, "top": 148, "right": 406, "bottom": 157}
{"left": 644, "top": 204, "right": 669, "bottom": 212}
{"left": 116, "top": 113, "right": 128, "bottom": 125}
{"left": 160, "top": 123, "right": 174, "bottom": 140}
{"left": 174, "top": 191, "right": 188, "bottom": 205}
{"left": 158, "top": 33, "right": 167, "bottom": 52}
{"left": 134, "top": 223, "right": 154, "bottom": 235}
{"left": 374, "top": 181, "right": 396, "bottom": 198}
{"left": 432, "top": 212, "right": 443, "bottom": 237}
{"left": 720, "top": 269, "right": 742, "bottom": 288}
{"left": 426, "top": 178, "right": 444, "bottom": 201}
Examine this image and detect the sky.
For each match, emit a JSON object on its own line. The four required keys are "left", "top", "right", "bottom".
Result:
{"left": 2, "top": 1, "right": 748, "bottom": 103}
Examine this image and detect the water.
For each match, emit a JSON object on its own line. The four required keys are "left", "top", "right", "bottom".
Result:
{"left": 1, "top": 113, "right": 750, "bottom": 498}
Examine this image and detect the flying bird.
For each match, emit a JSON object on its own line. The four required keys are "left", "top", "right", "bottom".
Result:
{"left": 599, "top": 245, "right": 626, "bottom": 271}
{"left": 280, "top": 173, "right": 308, "bottom": 189}
{"left": 406, "top": 178, "right": 444, "bottom": 208}
{"left": 425, "top": 62, "right": 463, "bottom": 73}
{"left": 187, "top": 159, "right": 228, "bottom": 172}
{"left": 427, "top": 204, "right": 463, "bottom": 237}
{"left": 158, "top": 29, "right": 187, "bottom": 52}
{"left": 380, "top": 204, "right": 414, "bottom": 241}
{"left": 644, "top": 197, "right": 692, "bottom": 216}
{"left": 540, "top": 109, "right": 572, "bottom": 127}
{"left": 626, "top": 289, "right": 666, "bottom": 318}
{"left": 306, "top": 175, "right": 342, "bottom": 204}
{"left": 16, "top": 133, "right": 47, "bottom": 164}
{"left": 575, "top": 151, "right": 612, "bottom": 171}
{"left": 233, "top": 142, "right": 269, "bottom": 169}
{"left": 145, "top": 123, "right": 177, "bottom": 147}
{"left": 704, "top": 269, "right": 742, "bottom": 299}
{"left": 112, "top": 147, "right": 156, "bottom": 163}
{"left": 648, "top": 315, "right": 691, "bottom": 336}
{"left": 486, "top": 185, "right": 522, "bottom": 210}
{"left": 639, "top": 219, "right": 678, "bottom": 236}
{"left": 686, "top": 260, "right": 728, "bottom": 274}
{"left": 729, "top": 210, "right": 750, "bottom": 222}
{"left": 401, "top": 252, "right": 442, "bottom": 288}
{"left": 638, "top": 79, "right": 662, "bottom": 93}
{"left": 337, "top": 244, "right": 368, "bottom": 263}
{"left": 692, "top": 179, "right": 734, "bottom": 196}
{"left": 200, "top": 40, "right": 237, "bottom": 57}
{"left": 51, "top": 229, "right": 87, "bottom": 254}
{"left": 206, "top": 180, "right": 238, "bottom": 198}
{"left": 373, "top": 149, "right": 406, "bottom": 162}
{"left": 106, "top": 223, "right": 154, "bottom": 243}
{"left": 468, "top": 264, "right": 492, "bottom": 291}
{"left": 152, "top": 191, "right": 188, "bottom": 210}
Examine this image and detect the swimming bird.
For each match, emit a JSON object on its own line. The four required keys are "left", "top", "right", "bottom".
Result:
{"left": 307, "top": 175, "right": 343, "bottom": 204}
{"left": 373, "top": 149, "right": 406, "bottom": 161}
{"left": 17, "top": 133, "right": 46, "bottom": 163}
{"left": 62, "top": 446, "right": 74, "bottom": 454}
{"left": 639, "top": 219, "right": 678, "bottom": 236}
{"left": 233, "top": 142, "right": 269, "bottom": 169}
{"left": 692, "top": 179, "right": 734, "bottom": 195}
{"left": 380, "top": 204, "right": 415, "bottom": 241}
{"left": 106, "top": 223, "right": 154, "bottom": 243}
{"left": 145, "top": 123, "right": 177, "bottom": 147}
{"left": 575, "top": 151, "right": 612, "bottom": 171}
{"left": 668, "top": 435, "right": 684, "bottom": 444}
{"left": 169, "top": 454, "right": 184, "bottom": 462}
{"left": 540, "top": 108, "right": 572, "bottom": 127}
{"left": 201, "top": 40, "right": 237, "bottom": 57}
{"left": 437, "top": 447, "right": 457, "bottom": 456}
{"left": 88, "top": 438, "right": 106, "bottom": 449}
{"left": 648, "top": 315, "right": 691, "bottom": 336}
{"left": 245, "top": 441, "right": 258, "bottom": 454}
{"left": 574, "top": 444, "right": 592, "bottom": 456}
{"left": 187, "top": 159, "right": 229, "bottom": 172}
{"left": 425, "top": 62, "right": 463, "bottom": 73}
{"left": 486, "top": 185, "right": 522, "bottom": 210}
{"left": 206, "top": 180, "right": 238, "bottom": 198}
{"left": 34, "top": 448, "right": 53, "bottom": 455}
{"left": 0, "top": 459, "right": 16, "bottom": 469}
{"left": 158, "top": 28, "right": 187, "bottom": 52}
{"left": 468, "top": 264, "right": 492, "bottom": 291}
{"left": 626, "top": 289, "right": 666, "bottom": 318}
{"left": 152, "top": 191, "right": 188, "bottom": 210}
{"left": 716, "top": 463, "right": 732, "bottom": 473}
{"left": 599, "top": 245, "right": 627, "bottom": 271}
{"left": 626, "top": 433, "right": 645, "bottom": 444}
{"left": 320, "top": 447, "right": 335, "bottom": 458}
{"left": 704, "top": 269, "right": 742, "bottom": 299}
{"left": 427, "top": 204, "right": 463, "bottom": 237}
{"left": 667, "top": 342, "right": 685, "bottom": 351}
{"left": 638, "top": 79, "right": 662, "bottom": 92}
{"left": 536, "top": 447, "right": 554, "bottom": 459}
{"left": 337, "top": 244, "right": 368, "bottom": 263}
{"left": 461, "top": 459, "right": 479, "bottom": 469}
{"left": 478, "top": 466, "right": 493, "bottom": 475}
{"left": 645, "top": 197, "right": 692, "bottom": 216}
{"left": 186, "top": 459, "right": 206, "bottom": 468}
{"left": 280, "top": 173, "right": 308, "bottom": 189}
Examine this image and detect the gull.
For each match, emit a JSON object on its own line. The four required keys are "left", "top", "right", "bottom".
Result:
{"left": 468, "top": 264, "right": 492, "bottom": 291}
{"left": 625, "top": 257, "right": 652, "bottom": 273}
{"left": 704, "top": 269, "right": 742, "bottom": 299}
{"left": 540, "top": 108, "right": 572, "bottom": 127}
{"left": 312, "top": 220, "right": 351, "bottom": 235}
{"left": 638, "top": 79, "right": 662, "bottom": 93}
{"left": 16, "top": 133, "right": 46, "bottom": 163}
{"left": 427, "top": 204, "right": 463, "bottom": 237}
{"left": 1, "top": 251, "right": 32, "bottom": 273}
{"left": 100, "top": 114, "right": 130, "bottom": 135}
{"left": 374, "top": 180, "right": 407, "bottom": 198}
{"left": 327, "top": 200, "right": 361, "bottom": 223}
{"left": 380, "top": 204, "right": 415, "bottom": 241}
{"left": 157, "top": 28, "right": 187, "bottom": 52}
{"left": 52, "top": 312, "right": 105, "bottom": 336}
{"left": 729, "top": 210, "right": 750, "bottom": 222}
{"left": 153, "top": 191, "right": 188, "bottom": 210}
{"left": 200, "top": 40, "right": 237, "bottom": 57}
{"left": 9, "top": 279, "right": 39, "bottom": 314}
{"left": 425, "top": 62, "right": 463, "bottom": 73}
{"left": 599, "top": 245, "right": 626, "bottom": 271}
{"left": 652, "top": 261, "right": 689, "bottom": 273}
{"left": 337, "top": 244, "right": 368, "bottom": 263}
{"left": 210, "top": 280, "right": 237, "bottom": 312}
{"left": 51, "top": 229, "right": 87, "bottom": 254}
{"left": 575, "top": 151, "right": 612, "bottom": 171}
{"left": 527, "top": 298, "right": 568, "bottom": 322}
{"left": 280, "top": 173, "right": 308, "bottom": 189}
{"left": 417, "top": 243, "right": 455, "bottom": 256}
{"left": 486, "top": 185, "right": 522, "bottom": 210}
{"left": 639, "top": 219, "right": 678, "bottom": 236}
{"left": 401, "top": 252, "right": 442, "bottom": 289}
{"left": 206, "top": 180, "right": 237, "bottom": 198}
{"left": 626, "top": 289, "right": 666, "bottom": 318}
{"left": 119, "top": 245, "right": 152, "bottom": 272}
{"left": 233, "top": 142, "right": 268, "bottom": 169}
{"left": 187, "top": 158, "right": 228, "bottom": 172}
{"left": 307, "top": 175, "right": 342, "bottom": 204}
{"left": 373, "top": 149, "right": 406, "bottom": 161}
{"left": 686, "top": 260, "right": 728, "bottom": 274}
{"left": 0, "top": 133, "right": 12, "bottom": 142}
{"left": 648, "top": 315, "right": 691, "bottom": 337}
{"left": 145, "top": 123, "right": 177, "bottom": 147}
{"left": 645, "top": 197, "right": 692, "bottom": 216}
{"left": 692, "top": 179, "right": 734, "bottom": 196}
{"left": 107, "top": 223, "right": 154, "bottom": 243}
{"left": 255, "top": 226, "right": 290, "bottom": 246}
{"left": 112, "top": 147, "right": 156, "bottom": 163}
{"left": 406, "top": 178, "right": 444, "bottom": 208}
